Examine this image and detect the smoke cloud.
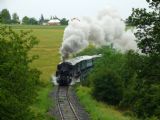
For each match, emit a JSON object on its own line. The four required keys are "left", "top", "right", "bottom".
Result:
{"left": 60, "top": 7, "right": 137, "bottom": 59}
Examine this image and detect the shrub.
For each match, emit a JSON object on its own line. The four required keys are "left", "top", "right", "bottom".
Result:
{"left": 92, "top": 69, "right": 123, "bottom": 105}
{"left": 85, "top": 47, "right": 124, "bottom": 105}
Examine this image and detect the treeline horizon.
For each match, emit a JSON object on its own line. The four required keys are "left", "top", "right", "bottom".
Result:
{"left": 0, "top": 8, "right": 68, "bottom": 25}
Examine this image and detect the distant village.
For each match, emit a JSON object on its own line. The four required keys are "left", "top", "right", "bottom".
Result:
{"left": 0, "top": 9, "right": 69, "bottom": 25}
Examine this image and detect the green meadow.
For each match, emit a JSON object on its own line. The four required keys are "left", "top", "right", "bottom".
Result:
{"left": 12, "top": 25, "right": 65, "bottom": 83}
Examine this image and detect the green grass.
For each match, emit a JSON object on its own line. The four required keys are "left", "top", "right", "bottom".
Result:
{"left": 30, "top": 28, "right": 63, "bottom": 83}
{"left": 30, "top": 84, "right": 55, "bottom": 120}
{"left": 1, "top": 24, "right": 66, "bottom": 30}
{"left": 76, "top": 86, "right": 137, "bottom": 120}
{"left": 12, "top": 26, "right": 64, "bottom": 83}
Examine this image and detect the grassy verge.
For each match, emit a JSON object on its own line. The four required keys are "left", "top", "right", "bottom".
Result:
{"left": 31, "top": 84, "right": 55, "bottom": 120}
{"left": 76, "top": 86, "right": 137, "bottom": 120}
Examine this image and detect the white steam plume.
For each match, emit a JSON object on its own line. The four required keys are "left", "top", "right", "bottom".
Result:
{"left": 60, "top": 7, "right": 137, "bottom": 59}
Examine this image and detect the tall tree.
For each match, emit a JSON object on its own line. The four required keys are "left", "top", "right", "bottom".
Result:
{"left": 50, "top": 16, "right": 53, "bottom": 20}
{"left": 60, "top": 18, "right": 68, "bottom": 25}
{"left": 0, "top": 26, "right": 40, "bottom": 120}
{"left": 0, "top": 11, "right": 2, "bottom": 23}
{"left": 12, "top": 13, "right": 19, "bottom": 24}
{"left": 126, "top": 0, "right": 160, "bottom": 83}
{"left": 127, "top": 0, "right": 160, "bottom": 55}
{"left": 126, "top": 0, "right": 160, "bottom": 119}
{"left": 29, "top": 17, "right": 38, "bottom": 25}
{"left": 39, "top": 14, "right": 44, "bottom": 24}
{"left": 22, "top": 16, "right": 30, "bottom": 24}
{"left": 1, "top": 9, "right": 11, "bottom": 24}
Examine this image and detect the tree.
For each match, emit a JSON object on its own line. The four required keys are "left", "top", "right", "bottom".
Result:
{"left": 0, "top": 26, "right": 40, "bottom": 120}
{"left": 1, "top": 9, "right": 11, "bottom": 24}
{"left": 127, "top": 0, "right": 160, "bottom": 84}
{"left": 50, "top": 16, "right": 53, "bottom": 20}
{"left": 126, "top": 1, "right": 160, "bottom": 119}
{"left": 127, "top": 0, "right": 160, "bottom": 55}
{"left": 29, "top": 17, "right": 38, "bottom": 25}
{"left": 22, "top": 16, "right": 30, "bottom": 24}
{"left": 22, "top": 16, "right": 38, "bottom": 25}
{"left": 85, "top": 47, "right": 124, "bottom": 105}
{"left": 39, "top": 14, "right": 44, "bottom": 24}
{"left": 0, "top": 11, "right": 2, "bottom": 23}
{"left": 12, "top": 13, "right": 20, "bottom": 24}
{"left": 60, "top": 18, "right": 68, "bottom": 25}
{"left": 92, "top": 69, "right": 123, "bottom": 105}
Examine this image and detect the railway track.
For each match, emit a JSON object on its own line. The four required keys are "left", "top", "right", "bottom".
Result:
{"left": 57, "top": 86, "right": 80, "bottom": 120}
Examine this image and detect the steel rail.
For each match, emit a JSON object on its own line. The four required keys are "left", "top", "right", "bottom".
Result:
{"left": 57, "top": 86, "right": 80, "bottom": 120}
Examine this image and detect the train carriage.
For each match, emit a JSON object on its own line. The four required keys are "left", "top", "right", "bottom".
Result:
{"left": 55, "top": 54, "right": 101, "bottom": 86}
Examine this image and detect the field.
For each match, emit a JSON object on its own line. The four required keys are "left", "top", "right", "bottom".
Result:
{"left": 11, "top": 25, "right": 65, "bottom": 83}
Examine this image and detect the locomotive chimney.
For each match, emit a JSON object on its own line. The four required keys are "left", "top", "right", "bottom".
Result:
{"left": 62, "top": 54, "right": 69, "bottom": 62}
{"left": 62, "top": 57, "right": 65, "bottom": 62}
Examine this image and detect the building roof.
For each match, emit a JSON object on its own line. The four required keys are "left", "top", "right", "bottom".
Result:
{"left": 64, "top": 54, "right": 102, "bottom": 65}
{"left": 48, "top": 19, "right": 60, "bottom": 23}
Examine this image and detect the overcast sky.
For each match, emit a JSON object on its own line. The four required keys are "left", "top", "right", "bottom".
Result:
{"left": 0, "top": 0, "right": 148, "bottom": 20}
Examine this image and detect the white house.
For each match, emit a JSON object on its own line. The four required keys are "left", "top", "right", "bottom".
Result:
{"left": 48, "top": 19, "right": 60, "bottom": 25}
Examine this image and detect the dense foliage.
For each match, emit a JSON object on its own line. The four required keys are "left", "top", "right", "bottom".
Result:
{"left": 79, "top": 45, "right": 160, "bottom": 119}
{"left": 12, "top": 13, "right": 20, "bottom": 24}
{"left": 60, "top": 18, "right": 69, "bottom": 25}
{"left": 0, "top": 9, "right": 20, "bottom": 24}
{"left": 126, "top": 1, "right": 160, "bottom": 118}
{"left": 0, "top": 26, "right": 40, "bottom": 120}
{"left": 22, "top": 16, "right": 38, "bottom": 25}
{"left": 0, "top": 9, "right": 11, "bottom": 24}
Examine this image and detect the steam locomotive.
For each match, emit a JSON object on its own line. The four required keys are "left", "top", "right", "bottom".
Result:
{"left": 55, "top": 54, "right": 101, "bottom": 86}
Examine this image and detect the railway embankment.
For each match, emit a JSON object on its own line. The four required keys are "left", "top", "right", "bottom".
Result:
{"left": 75, "top": 86, "right": 138, "bottom": 120}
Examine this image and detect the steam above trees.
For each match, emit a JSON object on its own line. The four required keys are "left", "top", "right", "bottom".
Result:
{"left": 60, "top": 8, "right": 137, "bottom": 59}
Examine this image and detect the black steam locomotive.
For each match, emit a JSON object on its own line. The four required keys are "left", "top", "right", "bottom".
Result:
{"left": 55, "top": 54, "right": 101, "bottom": 86}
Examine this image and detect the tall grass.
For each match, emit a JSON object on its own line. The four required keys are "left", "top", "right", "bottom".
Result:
{"left": 30, "top": 84, "right": 55, "bottom": 120}
{"left": 76, "top": 86, "right": 137, "bottom": 120}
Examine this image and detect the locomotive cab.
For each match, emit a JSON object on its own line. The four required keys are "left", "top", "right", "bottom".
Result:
{"left": 56, "top": 62, "right": 73, "bottom": 86}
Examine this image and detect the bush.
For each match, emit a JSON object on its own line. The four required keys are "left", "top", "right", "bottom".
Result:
{"left": 92, "top": 69, "right": 123, "bottom": 105}
{"left": 84, "top": 47, "right": 124, "bottom": 105}
{"left": 132, "top": 84, "right": 160, "bottom": 119}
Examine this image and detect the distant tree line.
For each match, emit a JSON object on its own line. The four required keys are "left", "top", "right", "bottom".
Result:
{"left": 0, "top": 9, "right": 68, "bottom": 25}
{"left": 0, "top": 9, "right": 19, "bottom": 24}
